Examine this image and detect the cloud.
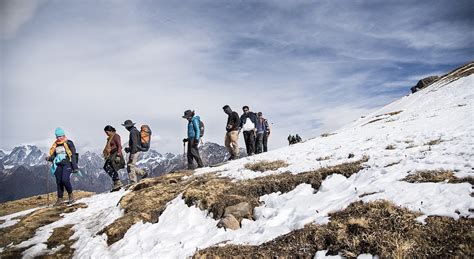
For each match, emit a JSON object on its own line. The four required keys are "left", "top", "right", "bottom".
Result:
{"left": 0, "top": 0, "right": 42, "bottom": 40}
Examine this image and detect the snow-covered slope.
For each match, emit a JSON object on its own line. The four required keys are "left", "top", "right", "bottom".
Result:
{"left": 1, "top": 64, "right": 473, "bottom": 258}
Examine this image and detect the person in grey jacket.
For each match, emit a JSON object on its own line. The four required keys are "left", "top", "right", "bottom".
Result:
{"left": 122, "top": 120, "right": 148, "bottom": 184}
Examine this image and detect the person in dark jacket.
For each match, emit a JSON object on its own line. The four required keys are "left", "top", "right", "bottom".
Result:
{"left": 45, "top": 127, "right": 78, "bottom": 205}
{"left": 122, "top": 120, "right": 148, "bottom": 184}
{"left": 255, "top": 112, "right": 271, "bottom": 154}
{"left": 103, "top": 125, "right": 125, "bottom": 190}
{"left": 182, "top": 110, "right": 204, "bottom": 169}
{"left": 223, "top": 105, "right": 240, "bottom": 160}
{"left": 239, "top": 106, "right": 257, "bottom": 156}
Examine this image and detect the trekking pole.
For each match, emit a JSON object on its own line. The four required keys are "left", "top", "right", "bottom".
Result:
{"left": 46, "top": 167, "right": 50, "bottom": 207}
{"left": 183, "top": 142, "right": 186, "bottom": 168}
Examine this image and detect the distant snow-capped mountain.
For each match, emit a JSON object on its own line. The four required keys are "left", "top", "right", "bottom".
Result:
{"left": 0, "top": 145, "right": 46, "bottom": 169}
{"left": 0, "top": 142, "right": 243, "bottom": 202}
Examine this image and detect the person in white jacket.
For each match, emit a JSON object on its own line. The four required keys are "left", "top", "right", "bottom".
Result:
{"left": 239, "top": 106, "right": 257, "bottom": 156}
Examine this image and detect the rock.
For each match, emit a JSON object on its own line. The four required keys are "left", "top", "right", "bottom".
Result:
{"left": 411, "top": 76, "right": 439, "bottom": 93}
{"left": 348, "top": 153, "right": 355, "bottom": 159}
{"left": 224, "top": 202, "right": 253, "bottom": 221}
{"left": 217, "top": 214, "right": 240, "bottom": 230}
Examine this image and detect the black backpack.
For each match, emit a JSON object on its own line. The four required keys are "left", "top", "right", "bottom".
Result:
{"left": 199, "top": 120, "right": 205, "bottom": 138}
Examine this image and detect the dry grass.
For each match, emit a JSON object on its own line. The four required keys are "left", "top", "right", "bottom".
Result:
{"left": 316, "top": 156, "right": 331, "bottom": 161}
{"left": 43, "top": 224, "right": 77, "bottom": 258}
{"left": 403, "top": 170, "right": 474, "bottom": 184}
{"left": 425, "top": 138, "right": 442, "bottom": 146}
{"left": 194, "top": 200, "right": 473, "bottom": 258}
{"left": 244, "top": 160, "right": 289, "bottom": 172}
{"left": 363, "top": 110, "right": 403, "bottom": 126}
{"left": 0, "top": 191, "right": 93, "bottom": 217}
{"left": 385, "top": 144, "right": 396, "bottom": 150}
{"left": 384, "top": 161, "right": 401, "bottom": 168}
{"left": 375, "top": 110, "right": 403, "bottom": 117}
{"left": 362, "top": 118, "right": 384, "bottom": 126}
{"left": 0, "top": 203, "right": 87, "bottom": 257}
{"left": 321, "top": 133, "right": 336, "bottom": 138}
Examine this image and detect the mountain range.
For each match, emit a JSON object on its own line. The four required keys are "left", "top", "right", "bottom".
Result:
{"left": 0, "top": 142, "right": 245, "bottom": 202}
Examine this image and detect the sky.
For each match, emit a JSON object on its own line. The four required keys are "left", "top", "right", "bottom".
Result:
{"left": 0, "top": 0, "right": 473, "bottom": 155}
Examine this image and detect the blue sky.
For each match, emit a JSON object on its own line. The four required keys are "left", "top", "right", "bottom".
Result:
{"left": 1, "top": 0, "right": 473, "bottom": 154}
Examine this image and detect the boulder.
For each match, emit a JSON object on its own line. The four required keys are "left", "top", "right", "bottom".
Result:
{"left": 217, "top": 214, "right": 240, "bottom": 230}
{"left": 223, "top": 202, "right": 253, "bottom": 221}
{"left": 411, "top": 76, "right": 439, "bottom": 93}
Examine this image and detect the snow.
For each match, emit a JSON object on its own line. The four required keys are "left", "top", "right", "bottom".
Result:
{"left": 0, "top": 208, "right": 41, "bottom": 229}
{"left": 13, "top": 190, "right": 127, "bottom": 258}
{"left": 1, "top": 74, "right": 473, "bottom": 258}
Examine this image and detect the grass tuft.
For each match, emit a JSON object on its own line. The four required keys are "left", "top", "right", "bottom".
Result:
{"left": 402, "top": 170, "right": 473, "bottom": 184}
{"left": 244, "top": 160, "right": 289, "bottom": 172}
{"left": 321, "top": 133, "right": 337, "bottom": 138}
{"left": 426, "top": 138, "right": 442, "bottom": 146}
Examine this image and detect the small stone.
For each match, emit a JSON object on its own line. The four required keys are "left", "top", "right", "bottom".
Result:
{"left": 217, "top": 214, "right": 240, "bottom": 230}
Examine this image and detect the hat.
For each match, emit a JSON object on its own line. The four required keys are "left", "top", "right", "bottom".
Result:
{"left": 121, "top": 120, "right": 135, "bottom": 127}
{"left": 182, "top": 110, "right": 194, "bottom": 119}
{"left": 222, "top": 105, "right": 230, "bottom": 110}
{"left": 55, "top": 127, "right": 65, "bottom": 137}
{"left": 257, "top": 112, "right": 262, "bottom": 116}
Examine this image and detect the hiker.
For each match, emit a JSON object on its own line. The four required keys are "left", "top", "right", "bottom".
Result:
{"left": 182, "top": 110, "right": 204, "bottom": 169}
{"left": 239, "top": 106, "right": 257, "bottom": 156}
{"left": 255, "top": 112, "right": 271, "bottom": 154}
{"left": 122, "top": 120, "right": 148, "bottom": 184}
{"left": 288, "top": 134, "right": 302, "bottom": 145}
{"left": 45, "top": 127, "right": 78, "bottom": 205}
{"left": 288, "top": 134, "right": 293, "bottom": 145}
{"left": 103, "top": 125, "right": 125, "bottom": 190}
{"left": 223, "top": 105, "right": 241, "bottom": 160}
{"left": 296, "top": 134, "right": 302, "bottom": 143}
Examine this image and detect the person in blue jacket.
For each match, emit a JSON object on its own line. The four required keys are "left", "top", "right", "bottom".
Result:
{"left": 182, "top": 110, "right": 204, "bottom": 169}
{"left": 45, "top": 127, "right": 79, "bottom": 205}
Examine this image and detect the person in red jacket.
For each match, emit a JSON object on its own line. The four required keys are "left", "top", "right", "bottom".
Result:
{"left": 103, "top": 125, "right": 125, "bottom": 189}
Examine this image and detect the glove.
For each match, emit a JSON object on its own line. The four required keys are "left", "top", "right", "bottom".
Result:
{"left": 183, "top": 138, "right": 188, "bottom": 143}
{"left": 192, "top": 140, "right": 199, "bottom": 147}
{"left": 124, "top": 147, "right": 130, "bottom": 153}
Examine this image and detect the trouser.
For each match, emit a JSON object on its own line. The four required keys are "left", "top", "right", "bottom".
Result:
{"left": 187, "top": 139, "right": 203, "bottom": 169}
{"left": 127, "top": 153, "right": 145, "bottom": 183}
{"left": 54, "top": 163, "right": 73, "bottom": 198}
{"left": 104, "top": 159, "right": 119, "bottom": 182}
{"left": 255, "top": 133, "right": 264, "bottom": 154}
{"left": 243, "top": 131, "right": 256, "bottom": 155}
{"left": 263, "top": 132, "right": 269, "bottom": 152}
{"left": 225, "top": 130, "right": 240, "bottom": 158}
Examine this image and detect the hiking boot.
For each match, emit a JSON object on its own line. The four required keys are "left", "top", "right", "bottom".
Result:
{"left": 141, "top": 170, "right": 148, "bottom": 179}
{"left": 113, "top": 180, "right": 123, "bottom": 189}
{"left": 67, "top": 193, "right": 75, "bottom": 204}
{"left": 54, "top": 198, "right": 64, "bottom": 206}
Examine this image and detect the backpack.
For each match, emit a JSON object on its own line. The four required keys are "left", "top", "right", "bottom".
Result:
{"left": 140, "top": 125, "right": 152, "bottom": 151}
{"left": 199, "top": 120, "right": 205, "bottom": 138}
